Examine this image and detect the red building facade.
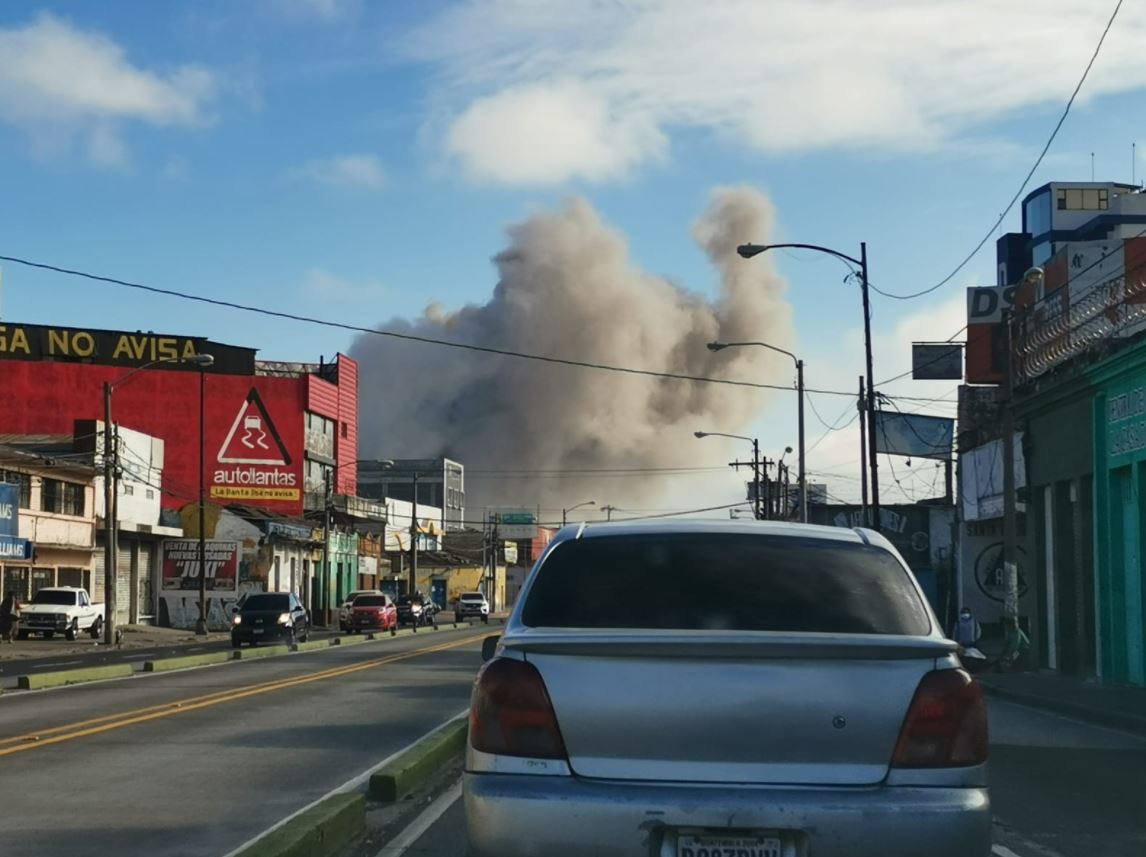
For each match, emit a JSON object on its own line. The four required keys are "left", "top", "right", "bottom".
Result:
{"left": 0, "top": 322, "right": 358, "bottom": 517}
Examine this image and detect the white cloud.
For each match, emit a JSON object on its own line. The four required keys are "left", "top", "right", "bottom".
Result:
{"left": 409, "top": 0, "right": 1146, "bottom": 185}
{"left": 290, "top": 154, "right": 387, "bottom": 190}
{"left": 0, "top": 14, "right": 214, "bottom": 165}
{"left": 446, "top": 79, "right": 667, "bottom": 184}
{"left": 302, "top": 269, "right": 387, "bottom": 301}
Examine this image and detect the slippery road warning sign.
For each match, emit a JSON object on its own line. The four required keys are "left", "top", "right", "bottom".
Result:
{"left": 217, "top": 388, "right": 292, "bottom": 466}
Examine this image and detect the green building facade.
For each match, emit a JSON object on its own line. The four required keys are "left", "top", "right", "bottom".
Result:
{"left": 1089, "top": 344, "right": 1146, "bottom": 686}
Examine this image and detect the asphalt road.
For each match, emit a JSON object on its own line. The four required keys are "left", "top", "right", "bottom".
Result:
{"left": 389, "top": 695, "right": 1146, "bottom": 857}
{"left": 0, "top": 624, "right": 490, "bottom": 857}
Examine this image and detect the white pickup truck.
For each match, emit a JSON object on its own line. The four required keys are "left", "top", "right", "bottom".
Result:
{"left": 18, "top": 587, "right": 104, "bottom": 641}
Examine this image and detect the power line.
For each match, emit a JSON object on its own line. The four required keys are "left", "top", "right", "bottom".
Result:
{"left": 0, "top": 254, "right": 811, "bottom": 396}
{"left": 0, "top": 253, "right": 954, "bottom": 404}
{"left": 870, "top": 0, "right": 1125, "bottom": 301}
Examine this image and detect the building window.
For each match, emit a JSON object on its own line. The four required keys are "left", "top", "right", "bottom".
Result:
{"left": 1056, "top": 187, "right": 1110, "bottom": 212}
{"left": 124, "top": 484, "right": 134, "bottom": 496}
{"left": 41, "top": 479, "right": 85, "bottom": 517}
{"left": 341, "top": 421, "right": 349, "bottom": 439}
{"left": 0, "top": 470, "right": 32, "bottom": 508}
{"left": 146, "top": 489, "right": 155, "bottom": 500}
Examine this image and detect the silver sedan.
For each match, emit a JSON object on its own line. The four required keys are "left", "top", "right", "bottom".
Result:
{"left": 465, "top": 519, "right": 990, "bottom": 857}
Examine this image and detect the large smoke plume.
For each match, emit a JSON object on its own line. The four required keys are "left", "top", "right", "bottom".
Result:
{"left": 351, "top": 187, "right": 794, "bottom": 519}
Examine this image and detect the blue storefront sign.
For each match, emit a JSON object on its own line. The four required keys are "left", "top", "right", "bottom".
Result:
{"left": 0, "top": 482, "right": 33, "bottom": 560}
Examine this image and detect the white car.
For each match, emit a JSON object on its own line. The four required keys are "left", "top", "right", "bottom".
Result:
{"left": 455, "top": 591, "right": 490, "bottom": 623}
{"left": 339, "top": 589, "right": 383, "bottom": 631}
{"left": 18, "top": 587, "right": 104, "bottom": 641}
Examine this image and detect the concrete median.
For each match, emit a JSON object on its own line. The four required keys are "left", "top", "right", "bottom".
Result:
{"left": 143, "top": 652, "right": 233, "bottom": 673}
{"left": 232, "top": 644, "right": 292, "bottom": 661}
{"left": 17, "top": 663, "right": 134, "bottom": 690}
{"left": 230, "top": 793, "right": 364, "bottom": 857}
{"left": 293, "top": 639, "right": 332, "bottom": 653}
{"left": 369, "top": 718, "right": 468, "bottom": 802}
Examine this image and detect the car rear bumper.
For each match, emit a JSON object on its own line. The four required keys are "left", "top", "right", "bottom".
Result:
{"left": 464, "top": 772, "right": 991, "bottom": 857}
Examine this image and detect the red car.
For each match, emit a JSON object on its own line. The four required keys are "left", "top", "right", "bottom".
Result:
{"left": 348, "top": 594, "right": 397, "bottom": 633}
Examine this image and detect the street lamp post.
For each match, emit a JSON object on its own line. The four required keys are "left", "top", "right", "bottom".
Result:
{"left": 104, "top": 353, "right": 213, "bottom": 645}
{"left": 737, "top": 242, "right": 879, "bottom": 531}
{"left": 193, "top": 358, "right": 215, "bottom": 635}
{"left": 707, "top": 340, "right": 807, "bottom": 522}
{"left": 562, "top": 500, "right": 596, "bottom": 526}
{"left": 694, "top": 431, "right": 762, "bottom": 519}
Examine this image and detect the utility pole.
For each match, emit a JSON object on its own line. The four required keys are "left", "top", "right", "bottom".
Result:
{"left": 796, "top": 358, "right": 807, "bottom": 522}
{"left": 102, "top": 383, "right": 117, "bottom": 646}
{"left": 1002, "top": 309, "right": 1019, "bottom": 626}
{"left": 322, "top": 468, "right": 332, "bottom": 625}
{"left": 752, "top": 439, "right": 762, "bottom": 521}
{"left": 861, "top": 242, "right": 881, "bottom": 532}
{"left": 859, "top": 376, "right": 869, "bottom": 520}
{"left": 409, "top": 471, "right": 419, "bottom": 596}
{"left": 195, "top": 367, "right": 208, "bottom": 635}
{"left": 602, "top": 505, "right": 617, "bottom": 521}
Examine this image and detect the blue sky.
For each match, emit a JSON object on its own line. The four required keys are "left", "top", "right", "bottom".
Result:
{"left": 2, "top": 0, "right": 1145, "bottom": 507}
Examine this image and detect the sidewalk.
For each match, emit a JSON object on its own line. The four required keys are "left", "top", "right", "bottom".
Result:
{"left": 0, "top": 623, "right": 231, "bottom": 663}
{"left": 980, "top": 670, "right": 1146, "bottom": 736}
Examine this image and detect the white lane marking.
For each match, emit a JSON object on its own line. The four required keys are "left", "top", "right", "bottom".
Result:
{"left": 373, "top": 779, "right": 463, "bottom": 856}
{"left": 37, "top": 660, "right": 83, "bottom": 668}
{"left": 219, "top": 709, "right": 468, "bottom": 857}
{"left": 993, "top": 846, "right": 1025, "bottom": 857}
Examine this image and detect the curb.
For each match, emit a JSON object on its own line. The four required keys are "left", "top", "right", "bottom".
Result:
{"left": 981, "top": 681, "right": 1146, "bottom": 736}
{"left": 143, "top": 651, "right": 233, "bottom": 673}
{"left": 369, "top": 718, "right": 468, "bottom": 802}
{"left": 17, "top": 663, "right": 134, "bottom": 690}
{"left": 294, "top": 639, "right": 333, "bottom": 653}
{"left": 230, "top": 793, "right": 364, "bottom": 857}
{"left": 233, "top": 644, "right": 293, "bottom": 661}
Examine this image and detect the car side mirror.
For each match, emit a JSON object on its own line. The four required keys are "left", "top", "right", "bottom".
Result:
{"left": 481, "top": 635, "right": 500, "bottom": 662}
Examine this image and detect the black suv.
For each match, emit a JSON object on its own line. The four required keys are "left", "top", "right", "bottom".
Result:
{"left": 231, "top": 592, "right": 310, "bottom": 647}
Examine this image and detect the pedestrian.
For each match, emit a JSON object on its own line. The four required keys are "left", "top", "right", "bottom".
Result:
{"left": 952, "top": 606, "right": 981, "bottom": 647}
{"left": 0, "top": 591, "right": 21, "bottom": 643}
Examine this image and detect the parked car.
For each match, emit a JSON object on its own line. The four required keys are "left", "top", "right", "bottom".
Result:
{"left": 231, "top": 592, "right": 309, "bottom": 648}
{"left": 348, "top": 593, "right": 397, "bottom": 633}
{"left": 396, "top": 593, "right": 433, "bottom": 627}
{"left": 455, "top": 591, "right": 490, "bottom": 623}
{"left": 465, "top": 520, "right": 990, "bottom": 857}
{"left": 18, "top": 587, "right": 104, "bottom": 641}
{"left": 339, "top": 589, "right": 383, "bottom": 632}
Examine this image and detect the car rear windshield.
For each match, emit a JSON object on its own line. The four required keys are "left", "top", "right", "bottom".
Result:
{"left": 31, "top": 590, "right": 77, "bottom": 605}
{"left": 241, "top": 594, "right": 290, "bottom": 611}
{"left": 521, "top": 533, "right": 931, "bottom": 635}
{"left": 354, "top": 595, "right": 387, "bottom": 606}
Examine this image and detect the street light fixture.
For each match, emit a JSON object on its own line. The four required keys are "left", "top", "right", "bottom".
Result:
{"left": 707, "top": 339, "right": 807, "bottom": 522}
{"left": 103, "top": 353, "right": 213, "bottom": 645}
{"left": 562, "top": 500, "right": 596, "bottom": 527}
{"left": 735, "top": 241, "right": 879, "bottom": 531}
{"left": 694, "top": 430, "right": 763, "bottom": 520}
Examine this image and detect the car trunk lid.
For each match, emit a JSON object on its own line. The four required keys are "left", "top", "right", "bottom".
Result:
{"left": 511, "top": 631, "right": 951, "bottom": 785}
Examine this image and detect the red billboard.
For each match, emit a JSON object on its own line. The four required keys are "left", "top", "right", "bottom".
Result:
{"left": 0, "top": 357, "right": 307, "bottom": 515}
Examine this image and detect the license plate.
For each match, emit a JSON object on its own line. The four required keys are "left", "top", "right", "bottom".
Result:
{"left": 677, "top": 835, "right": 782, "bottom": 857}
{"left": 253, "top": 628, "right": 264, "bottom": 634}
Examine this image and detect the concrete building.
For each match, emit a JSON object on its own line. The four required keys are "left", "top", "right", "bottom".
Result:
{"left": 0, "top": 444, "right": 96, "bottom": 604}
{"left": 358, "top": 458, "right": 465, "bottom": 531}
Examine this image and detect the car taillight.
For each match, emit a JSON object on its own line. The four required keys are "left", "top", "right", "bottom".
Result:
{"left": 470, "top": 658, "right": 567, "bottom": 760}
{"left": 892, "top": 668, "right": 987, "bottom": 768}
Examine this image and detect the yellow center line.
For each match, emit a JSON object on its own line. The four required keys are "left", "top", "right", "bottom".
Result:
{"left": 0, "top": 632, "right": 485, "bottom": 758}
